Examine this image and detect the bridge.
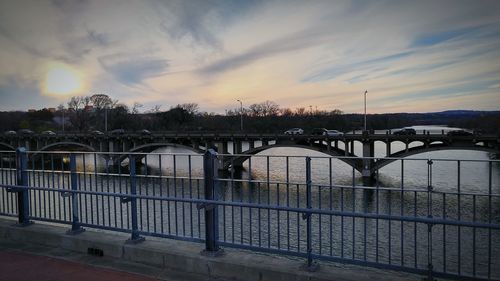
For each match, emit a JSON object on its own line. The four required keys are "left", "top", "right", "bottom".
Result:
{"left": 0, "top": 132, "right": 498, "bottom": 181}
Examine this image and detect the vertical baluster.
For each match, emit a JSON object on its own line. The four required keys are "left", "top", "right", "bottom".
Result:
{"left": 401, "top": 159, "right": 404, "bottom": 267}
{"left": 267, "top": 156, "right": 270, "bottom": 248}
{"left": 487, "top": 161, "right": 492, "bottom": 279}
{"left": 67, "top": 153, "right": 84, "bottom": 234}
{"left": 302, "top": 156, "right": 318, "bottom": 271}
{"left": 457, "top": 160, "right": 461, "bottom": 276}
{"left": 426, "top": 159, "right": 434, "bottom": 281}
{"left": 127, "top": 156, "right": 144, "bottom": 243}
{"left": 201, "top": 149, "right": 223, "bottom": 256}
{"left": 329, "top": 157, "right": 333, "bottom": 257}
{"left": 15, "top": 147, "right": 31, "bottom": 226}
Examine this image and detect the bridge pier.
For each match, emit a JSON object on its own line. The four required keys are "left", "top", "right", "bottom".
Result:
{"left": 109, "top": 140, "right": 115, "bottom": 153}
{"left": 362, "top": 141, "right": 375, "bottom": 185}
{"left": 234, "top": 140, "right": 243, "bottom": 154}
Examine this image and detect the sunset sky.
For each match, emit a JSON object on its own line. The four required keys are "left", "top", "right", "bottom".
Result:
{"left": 0, "top": 0, "right": 499, "bottom": 113}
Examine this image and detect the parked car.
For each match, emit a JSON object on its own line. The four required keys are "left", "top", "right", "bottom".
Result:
{"left": 91, "top": 130, "right": 104, "bottom": 135}
{"left": 393, "top": 128, "right": 416, "bottom": 135}
{"left": 41, "top": 130, "right": 56, "bottom": 135}
{"left": 4, "top": 130, "right": 16, "bottom": 135}
{"left": 17, "top": 129, "right": 34, "bottom": 135}
{"left": 110, "top": 129, "right": 125, "bottom": 135}
{"left": 326, "top": 130, "right": 344, "bottom": 137}
{"left": 447, "top": 129, "right": 473, "bottom": 136}
{"left": 284, "top": 128, "right": 304, "bottom": 135}
{"left": 311, "top": 128, "right": 328, "bottom": 136}
{"left": 140, "top": 129, "right": 151, "bottom": 135}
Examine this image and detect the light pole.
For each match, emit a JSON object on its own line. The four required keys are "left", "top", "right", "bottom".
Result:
{"left": 364, "top": 90, "right": 368, "bottom": 132}
{"left": 237, "top": 99, "right": 243, "bottom": 131}
{"left": 62, "top": 109, "right": 65, "bottom": 132}
{"left": 104, "top": 106, "right": 108, "bottom": 132}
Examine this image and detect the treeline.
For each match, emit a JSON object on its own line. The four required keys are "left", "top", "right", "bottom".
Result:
{"left": 0, "top": 95, "right": 498, "bottom": 134}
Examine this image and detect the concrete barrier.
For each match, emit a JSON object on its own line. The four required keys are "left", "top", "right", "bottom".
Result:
{"left": 0, "top": 218, "right": 418, "bottom": 281}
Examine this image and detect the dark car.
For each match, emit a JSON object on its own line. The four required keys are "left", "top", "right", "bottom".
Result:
{"left": 4, "top": 130, "right": 16, "bottom": 135}
{"left": 284, "top": 128, "right": 304, "bottom": 135}
{"left": 18, "top": 129, "right": 34, "bottom": 135}
{"left": 90, "top": 130, "right": 104, "bottom": 135}
{"left": 41, "top": 130, "right": 56, "bottom": 135}
{"left": 311, "top": 128, "right": 328, "bottom": 136}
{"left": 140, "top": 129, "right": 151, "bottom": 135}
{"left": 447, "top": 130, "right": 473, "bottom": 136}
{"left": 110, "top": 129, "right": 125, "bottom": 135}
{"left": 393, "top": 128, "right": 416, "bottom": 135}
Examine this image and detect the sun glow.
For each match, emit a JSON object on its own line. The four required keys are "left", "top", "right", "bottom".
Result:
{"left": 44, "top": 63, "right": 83, "bottom": 95}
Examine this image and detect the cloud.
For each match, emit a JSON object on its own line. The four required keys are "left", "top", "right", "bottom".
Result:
{"left": 199, "top": 27, "right": 333, "bottom": 75}
{"left": 0, "top": 76, "right": 62, "bottom": 111}
{"left": 156, "top": 0, "right": 262, "bottom": 49}
{"left": 98, "top": 53, "right": 169, "bottom": 86}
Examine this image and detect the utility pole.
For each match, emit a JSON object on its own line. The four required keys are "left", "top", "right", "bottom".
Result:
{"left": 364, "top": 90, "right": 368, "bottom": 132}
{"left": 237, "top": 99, "right": 243, "bottom": 131}
{"left": 62, "top": 109, "right": 65, "bottom": 132}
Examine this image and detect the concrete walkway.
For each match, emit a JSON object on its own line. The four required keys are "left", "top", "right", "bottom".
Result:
{"left": 0, "top": 218, "right": 420, "bottom": 281}
{"left": 0, "top": 249, "right": 160, "bottom": 281}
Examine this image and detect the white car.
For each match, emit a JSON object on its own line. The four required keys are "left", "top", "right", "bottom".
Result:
{"left": 284, "top": 128, "right": 304, "bottom": 135}
{"left": 326, "top": 130, "right": 344, "bottom": 137}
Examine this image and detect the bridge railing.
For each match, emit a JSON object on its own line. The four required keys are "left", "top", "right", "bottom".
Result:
{"left": 0, "top": 148, "right": 499, "bottom": 280}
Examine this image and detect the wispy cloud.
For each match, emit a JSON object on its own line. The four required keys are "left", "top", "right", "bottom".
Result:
{"left": 98, "top": 53, "right": 169, "bottom": 86}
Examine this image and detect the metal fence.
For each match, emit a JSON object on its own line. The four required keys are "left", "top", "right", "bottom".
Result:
{"left": 0, "top": 147, "right": 499, "bottom": 281}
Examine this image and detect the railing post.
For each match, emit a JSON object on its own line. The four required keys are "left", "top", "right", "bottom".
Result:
{"left": 67, "top": 153, "right": 85, "bottom": 235}
{"left": 127, "top": 155, "right": 145, "bottom": 244}
{"left": 302, "top": 157, "right": 319, "bottom": 271}
{"left": 15, "top": 147, "right": 32, "bottom": 226}
{"left": 201, "top": 149, "right": 223, "bottom": 256}
{"left": 426, "top": 159, "right": 434, "bottom": 281}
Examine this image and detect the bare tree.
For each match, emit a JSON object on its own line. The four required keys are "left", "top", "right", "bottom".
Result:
{"left": 90, "top": 94, "right": 115, "bottom": 109}
{"left": 67, "top": 96, "right": 91, "bottom": 110}
{"left": 67, "top": 96, "right": 91, "bottom": 131}
{"left": 280, "top": 107, "right": 293, "bottom": 116}
{"left": 295, "top": 107, "right": 306, "bottom": 116}
{"left": 151, "top": 105, "right": 162, "bottom": 113}
{"left": 131, "top": 102, "right": 143, "bottom": 114}
{"left": 179, "top": 103, "right": 199, "bottom": 115}
{"left": 261, "top": 100, "right": 279, "bottom": 116}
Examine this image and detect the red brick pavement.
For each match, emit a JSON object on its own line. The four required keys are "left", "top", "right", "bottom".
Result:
{"left": 0, "top": 249, "right": 160, "bottom": 281}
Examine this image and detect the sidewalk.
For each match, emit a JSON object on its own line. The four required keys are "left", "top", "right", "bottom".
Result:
{"left": 0, "top": 249, "right": 160, "bottom": 281}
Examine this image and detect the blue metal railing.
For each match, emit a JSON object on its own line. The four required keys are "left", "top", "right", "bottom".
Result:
{"left": 0, "top": 147, "right": 499, "bottom": 280}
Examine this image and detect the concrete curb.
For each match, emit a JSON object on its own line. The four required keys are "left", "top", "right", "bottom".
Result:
{"left": 0, "top": 218, "right": 418, "bottom": 281}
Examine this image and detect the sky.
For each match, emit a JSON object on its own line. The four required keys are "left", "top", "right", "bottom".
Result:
{"left": 0, "top": 0, "right": 500, "bottom": 114}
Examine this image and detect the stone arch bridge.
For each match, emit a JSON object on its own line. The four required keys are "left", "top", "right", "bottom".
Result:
{"left": 0, "top": 132, "right": 498, "bottom": 180}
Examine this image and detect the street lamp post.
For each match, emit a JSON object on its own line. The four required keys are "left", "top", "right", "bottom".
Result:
{"left": 62, "top": 109, "right": 65, "bottom": 132}
{"left": 104, "top": 106, "right": 108, "bottom": 132}
{"left": 364, "top": 90, "right": 368, "bottom": 132}
{"left": 237, "top": 99, "right": 243, "bottom": 131}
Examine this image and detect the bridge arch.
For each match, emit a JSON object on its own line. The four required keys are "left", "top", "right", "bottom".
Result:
{"left": 116, "top": 142, "right": 205, "bottom": 165}
{"left": 0, "top": 142, "right": 15, "bottom": 151}
{"left": 35, "top": 142, "right": 96, "bottom": 153}
{"left": 30, "top": 142, "right": 97, "bottom": 160}
{"left": 224, "top": 143, "right": 362, "bottom": 172}
{"left": 373, "top": 144, "right": 497, "bottom": 172}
